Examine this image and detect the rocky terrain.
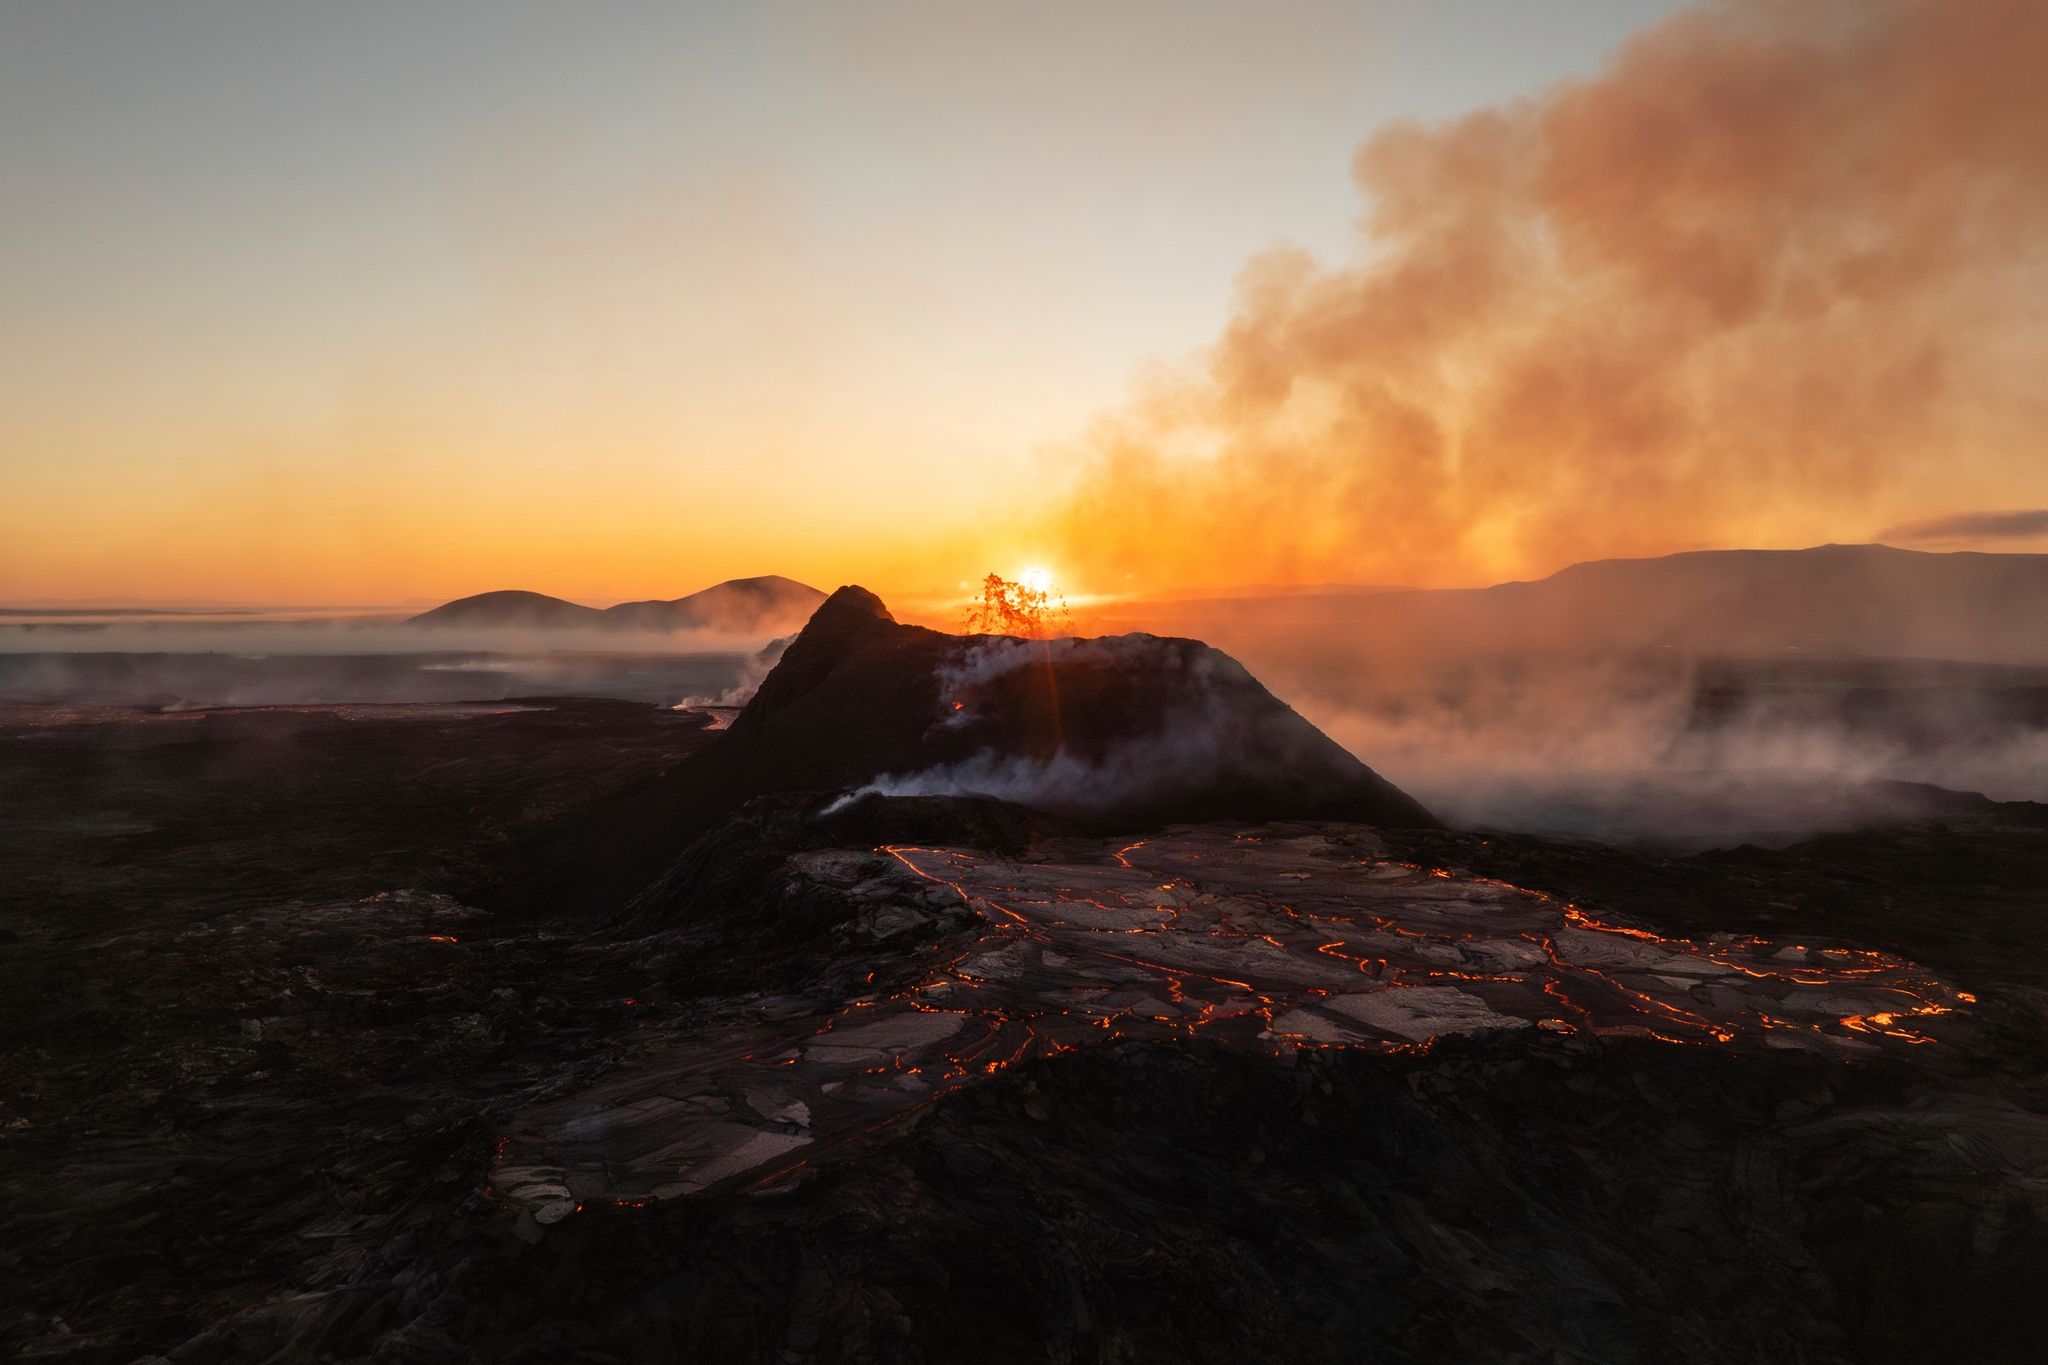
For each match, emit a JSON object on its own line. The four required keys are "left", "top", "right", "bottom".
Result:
{"left": 4, "top": 594, "right": 2046, "bottom": 1362}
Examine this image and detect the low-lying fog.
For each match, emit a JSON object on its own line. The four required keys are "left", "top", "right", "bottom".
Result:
{"left": 1238, "top": 642, "right": 2048, "bottom": 849}
{"left": 1086, "top": 550, "right": 2048, "bottom": 848}
{"left": 8, "top": 604, "right": 2046, "bottom": 853}
{"left": 0, "top": 616, "right": 773, "bottom": 657}
{"left": 0, "top": 619, "right": 765, "bottom": 709}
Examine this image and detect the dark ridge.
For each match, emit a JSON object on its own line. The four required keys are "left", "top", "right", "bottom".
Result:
{"left": 1095, "top": 543, "right": 2048, "bottom": 665}
{"left": 405, "top": 577, "right": 826, "bottom": 633}
{"left": 602, "top": 575, "right": 827, "bottom": 634}
{"left": 611, "top": 791, "right": 1073, "bottom": 946}
{"left": 729, "top": 584, "right": 909, "bottom": 735}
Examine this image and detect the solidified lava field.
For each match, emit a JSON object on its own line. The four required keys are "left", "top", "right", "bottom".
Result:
{"left": 493, "top": 829, "right": 1974, "bottom": 1219}
{"left": 5, "top": 697, "right": 2048, "bottom": 1363}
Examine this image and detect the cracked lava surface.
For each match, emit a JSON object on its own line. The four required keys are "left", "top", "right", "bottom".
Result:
{"left": 491, "top": 828, "right": 1970, "bottom": 1223}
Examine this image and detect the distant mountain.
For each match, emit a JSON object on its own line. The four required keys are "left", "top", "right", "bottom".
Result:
{"left": 404, "top": 576, "right": 826, "bottom": 635}
{"left": 1084, "top": 545, "right": 2048, "bottom": 666}
{"left": 602, "top": 575, "right": 826, "bottom": 634}
{"left": 403, "top": 590, "right": 604, "bottom": 630}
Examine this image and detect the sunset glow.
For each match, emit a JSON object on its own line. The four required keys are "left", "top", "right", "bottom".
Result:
{"left": 1016, "top": 566, "right": 1056, "bottom": 595}
{"left": 8, "top": 8, "right": 2047, "bottom": 1359}
{"left": 3, "top": 0, "right": 2046, "bottom": 609}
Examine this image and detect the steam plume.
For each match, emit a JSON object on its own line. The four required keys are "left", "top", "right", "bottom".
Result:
{"left": 1049, "top": 0, "right": 2048, "bottom": 589}
{"left": 1879, "top": 508, "right": 2048, "bottom": 544}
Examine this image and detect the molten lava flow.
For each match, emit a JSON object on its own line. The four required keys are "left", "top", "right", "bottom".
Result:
{"left": 490, "top": 829, "right": 1975, "bottom": 1217}
{"left": 963, "top": 570, "right": 1072, "bottom": 638}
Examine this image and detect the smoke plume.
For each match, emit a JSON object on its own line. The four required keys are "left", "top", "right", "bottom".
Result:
{"left": 840, "top": 635, "right": 1254, "bottom": 813}
{"left": 1048, "top": 0, "right": 2048, "bottom": 590}
{"left": 1879, "top": 508, "right": 2048, "bottom": 544}
{"left": 832, "top": 632, "right": 1423, "bottom": 824}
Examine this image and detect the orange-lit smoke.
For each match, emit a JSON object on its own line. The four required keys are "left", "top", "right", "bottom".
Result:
{"left": 1048, "top": 0, "right": 2048, "bottom": 592}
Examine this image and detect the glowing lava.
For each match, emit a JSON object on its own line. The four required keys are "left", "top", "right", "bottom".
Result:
{"left": 963, "top": 569, "right": 1071, "bottom": 638}
{"left": 490, "top": 828, "right": 1972, "bottom": 1218}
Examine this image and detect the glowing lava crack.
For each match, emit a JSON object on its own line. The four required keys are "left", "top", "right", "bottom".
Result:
{"left": 491, "top": 828, "right": 1968, "bottom": 1222}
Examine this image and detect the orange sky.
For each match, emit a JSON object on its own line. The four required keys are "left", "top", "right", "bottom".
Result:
{"left": 4, "top": 1, "right": 2045, "bottom": 608}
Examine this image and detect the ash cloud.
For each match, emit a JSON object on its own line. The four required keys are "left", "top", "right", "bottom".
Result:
{"left": 1047, "top": 0, "right": 2048, "bottom": 590}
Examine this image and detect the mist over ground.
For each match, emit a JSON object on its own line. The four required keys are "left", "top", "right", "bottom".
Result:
{"left": 1183, "top": 632, "right": 2048, "bottom": 849}
{"left": 0, "top": 618, "right": 762, "bottom": 710}
{"left": 1087, "top": 548, "right": 2048, "bottom": 847}
{"left": 12, "top": 546, "right": 2047, "bottom": 852}
{"left": 1305, "top": 653, "right": 2047, "bottom": 843}
{"left": 0, "top": 616, "right": 774, "bottom": 657}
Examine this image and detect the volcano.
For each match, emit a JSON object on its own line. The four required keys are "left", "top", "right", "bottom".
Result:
{"left": 10, "top": 590, "right": 2043, "bottom": 1365}
{"left": 730, "top": 586, "right": 1431, "bottom": 825}
{"left": 498, "top": 585, "right": 1432, "bottom": 914}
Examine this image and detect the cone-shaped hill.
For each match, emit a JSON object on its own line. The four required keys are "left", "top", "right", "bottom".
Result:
{"left": 403, "top": 589, "right": 605, "bottom": 630}
{"left": 490, "top": 585, "right": 1433, "bottom": 914}
{"left": 727, "top": 586, "right": 1431, "bottom": 826}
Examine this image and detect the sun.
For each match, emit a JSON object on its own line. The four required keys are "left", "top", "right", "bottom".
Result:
{"left": 1017, "top": 565, "right": 1056, "bottom": 594}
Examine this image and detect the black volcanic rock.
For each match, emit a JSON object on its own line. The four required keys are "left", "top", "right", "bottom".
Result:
{"left": 612, "top": 790, "right": 1071, "bottom": 947}
{"left": 717, "top": 585, "right": 954, "bottom": 769}
{"left": 11, "top": 671, "right": 2048, "bottom": 1364}
{"left": 541, "top": 585, "right": 1432, "bottom": 915}
{"left": 404, "top": 589, "right": 604, "bottom": 629}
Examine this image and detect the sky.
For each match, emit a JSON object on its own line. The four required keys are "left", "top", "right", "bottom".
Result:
{"left": 2, "top": 0, "right": 2042, "bottom": 606}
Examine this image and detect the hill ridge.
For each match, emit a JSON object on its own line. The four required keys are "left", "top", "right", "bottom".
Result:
{"left": 404, "top": 575, "right": 826, "bottom": 634}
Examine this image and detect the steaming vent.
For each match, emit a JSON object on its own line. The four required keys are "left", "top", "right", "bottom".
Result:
{"left": 723, "top": 586, "right": 1433, "bottom": 830}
